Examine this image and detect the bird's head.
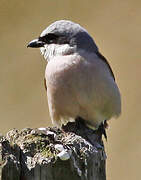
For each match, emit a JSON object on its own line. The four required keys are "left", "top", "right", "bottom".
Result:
{"left": 27, "top": 20, "right": 98, "bottom": 61}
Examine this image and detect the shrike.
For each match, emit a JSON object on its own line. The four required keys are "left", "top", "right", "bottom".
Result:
{"left": 27, "top": 20, "right": 121, "bottom": 134}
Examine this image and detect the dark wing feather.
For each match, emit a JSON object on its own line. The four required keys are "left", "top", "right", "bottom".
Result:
{"left": 44, "top": 78, "right": 47, "bottom": 91}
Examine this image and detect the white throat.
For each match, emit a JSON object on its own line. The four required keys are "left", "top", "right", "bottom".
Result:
{"left": 40, "top": 44, "right": 76, "bottom": 61}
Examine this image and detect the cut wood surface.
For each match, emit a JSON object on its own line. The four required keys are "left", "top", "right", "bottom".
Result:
{"left": 0, "top": 124, "right": 106, "bottom": 180}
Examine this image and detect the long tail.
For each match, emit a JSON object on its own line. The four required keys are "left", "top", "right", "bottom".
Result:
{"left": 97, "top": 122, "right": 107, "bottom": 141}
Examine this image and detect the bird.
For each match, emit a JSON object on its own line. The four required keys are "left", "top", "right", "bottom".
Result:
{"left": 27, "top": 20, "right": 121, "bottom": 138}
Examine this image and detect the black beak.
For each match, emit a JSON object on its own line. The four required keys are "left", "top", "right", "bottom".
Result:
{"left": 27, "top": 39, "right": 45, "bottom": 48}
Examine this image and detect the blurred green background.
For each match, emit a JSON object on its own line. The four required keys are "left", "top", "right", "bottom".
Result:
{"left": 0, "top": 0, "right": 140, "bottom": 179}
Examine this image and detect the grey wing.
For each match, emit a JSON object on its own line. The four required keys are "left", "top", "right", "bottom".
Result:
{"left": 96, "top": 51, "right": 115, "bottom": 81}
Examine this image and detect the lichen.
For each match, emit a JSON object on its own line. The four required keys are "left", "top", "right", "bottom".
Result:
{"left": 2, "top": 126, "right": 106, "bottom": 173}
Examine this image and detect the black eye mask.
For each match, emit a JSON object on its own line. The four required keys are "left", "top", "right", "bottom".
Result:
{"left": 39, "top": 33, "right": 69, "bottom": 45}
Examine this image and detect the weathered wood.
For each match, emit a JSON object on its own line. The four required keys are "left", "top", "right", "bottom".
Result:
{"left": 0, "top": 125, "right": 106, "bottom": 180}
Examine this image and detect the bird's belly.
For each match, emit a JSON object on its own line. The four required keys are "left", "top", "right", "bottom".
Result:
{"left": 45, "top": 55, "right": 121, "bottom": 128}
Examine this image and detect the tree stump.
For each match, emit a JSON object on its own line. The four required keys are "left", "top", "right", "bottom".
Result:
{"left": 0, "top": 123, "right": 106, "bottom": 180}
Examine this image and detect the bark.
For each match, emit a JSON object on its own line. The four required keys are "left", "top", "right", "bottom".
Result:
{"left": 0, "top": 125, "right": 106, "bottom": 180}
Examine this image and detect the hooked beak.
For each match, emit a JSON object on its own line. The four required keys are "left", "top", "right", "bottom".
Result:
{"left": 27, "top": 39, "right": 45, "bottom": 48}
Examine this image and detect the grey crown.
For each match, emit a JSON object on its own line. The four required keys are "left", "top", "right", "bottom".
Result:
{"left": 40, "top": 20, "right": 99, "bottom": 52}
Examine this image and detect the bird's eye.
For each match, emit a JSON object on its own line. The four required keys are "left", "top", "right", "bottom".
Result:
{"left": 39, "top": 33, "right": 69, "bottom": 45}
{"left": 39, "top": 33, "right": 59, "bottom": 44}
